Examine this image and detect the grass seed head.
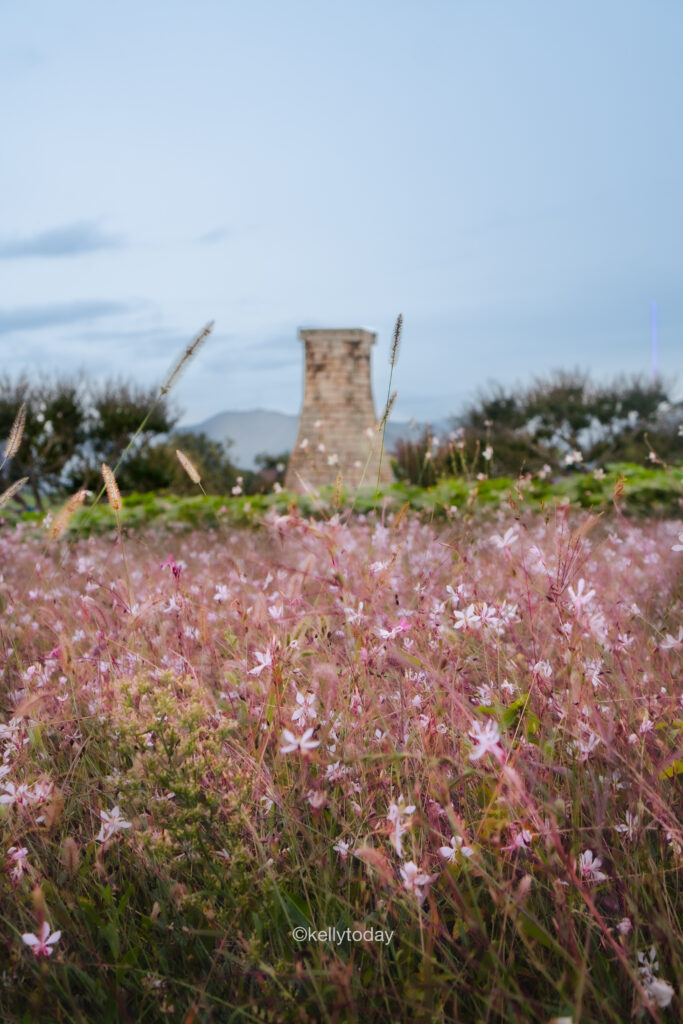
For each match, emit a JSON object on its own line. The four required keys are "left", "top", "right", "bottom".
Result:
{"left": 49, "top": 489, "right": 88, "bottom": 540}
{"left": 101, "top": 463, "right": 122, "bottom": 512}
{"left": 3, "top": 402, "right": 27, "bottom": 460}
{"left": 0, "top": 476, "right": 29, "bottom": 509}
{"left": 390, "top": 313, "right": 403, "bottom": 368}
{"left": 176, "top": 449, "right": 201, "bottom": 485}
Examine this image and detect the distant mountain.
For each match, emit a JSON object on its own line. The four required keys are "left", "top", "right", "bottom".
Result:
{"left": 182, "top": 409, "right": 450, "bottom": 471}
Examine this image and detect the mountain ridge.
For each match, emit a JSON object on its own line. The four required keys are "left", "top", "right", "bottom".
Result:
{"left": 181, "top": 409, "right": 450, "bottom": 470}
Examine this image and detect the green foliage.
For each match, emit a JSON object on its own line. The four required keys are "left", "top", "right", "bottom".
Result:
{"left": 142, "top": 431, "right": 238, "bottom": 495}
{"left": 456, "top": 369, "right": 682, "bottom": 476}
{"left": 393, "top": 371, "right": 682, "bottom": 484}
{"left": 0, "top": 374, "right": 87, "bottom": 509}
{"left": 66, "top": 380, "right": 178, "bottom": 493}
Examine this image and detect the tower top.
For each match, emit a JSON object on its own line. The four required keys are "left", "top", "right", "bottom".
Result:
{"left": 298, "top": 328, "right": 376, "bottom": 346}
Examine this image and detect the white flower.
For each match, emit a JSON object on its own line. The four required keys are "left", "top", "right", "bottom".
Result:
{"left": 660, "top": 627, "right": 683, "bottom": 650}
{"left": 439, "top": 835, "right": 474, "bottom": 862}
{"left": 344, "top": 602, "right": 364, "bottom": 624}
{"left": 468, "top": 719, "right": 504, "bottom": 762}
{"left": 567, "top": 578, "right": 595, "bottom": 614}
{"left": 642, "top": 975, "right": 675, "bottom": 1008}
{"left": 490, "top": 527, "right": 517, "bottom": 552}
{"left": 333, "top": 839, "right": 351, "bottom": 859}
{"left": 387, "top": 797, "right": 416, "bottom": 859}
{"left": 637, "top": 946, "right": 675, "bottom": 1007}
{"left": 399, "top": 861, "right": 437, "bottom": 905}
{"left": 279, "top": 728, "right": 320, "bottom": 755}
{"left": 292, "top": 691, "right": 317, "bottom": 725}
{"left": 615, "top": 811, "right": 639, "bottom": 842}
{"left": 503, "top": 829, "right": 534, "bottom": 852}
{"left": 96, "top": 806, "right": 132, "bottom": 843}
{"left": 671, "top": 532, "right": 683, "bottom": 552}
{"left": 616, "top": 917, "right": 632, "bottom": 935}
{"left": 249, "top": 648, "right": 273, "bottom": 676}
{"left": 453, "top": 604, "right": 481, "bottom": 630}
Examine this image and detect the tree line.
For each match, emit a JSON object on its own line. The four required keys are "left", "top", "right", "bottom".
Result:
{"left": 392, "top": 370, "right": 682, "bottom": 485}
{"left": 0, "top": 376, "right": 240, "bottom": 509}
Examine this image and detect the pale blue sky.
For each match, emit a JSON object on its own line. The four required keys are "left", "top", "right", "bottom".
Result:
{"left": 1, "top": 0, "right": 681, "bottom": 426}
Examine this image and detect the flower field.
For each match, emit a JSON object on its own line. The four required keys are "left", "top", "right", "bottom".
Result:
{"left": 0, "top": 503, "right": 681, "bottom": 1022}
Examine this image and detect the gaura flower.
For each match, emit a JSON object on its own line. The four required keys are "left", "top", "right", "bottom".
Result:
{"left": 279, "top": 728, "right": 320, "bottom": 755}
{"left": 22, "top": 921, "right": 61, "bottom": 957}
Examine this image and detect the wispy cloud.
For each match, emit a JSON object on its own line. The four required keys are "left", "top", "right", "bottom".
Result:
{"left": 196, "top": 227, "right": 230, "bottom": 245}
{"left": 0, "top": 221, "right": 123, "bottom": 259}
{"left": 0, "top": 301, "right": 131, "bottom": 335}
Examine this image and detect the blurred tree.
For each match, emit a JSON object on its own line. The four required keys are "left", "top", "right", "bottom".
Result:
{"left": 252, "top": 451, "right": 289, "bottom": 492}
{"left": 151, "top": 432, "right": 238, "bottom": 494}
{"left": 0, "top": 375, "right": 87, "bottom": 509}
{"left": 69, "top": 380, "right": 178, "bottom": 491}
{"left": 455, "top": 370, "right": 681, "bottom": 476}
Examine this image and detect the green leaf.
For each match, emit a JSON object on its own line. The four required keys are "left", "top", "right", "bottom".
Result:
{"left": 659, "top": 759, "right": 683, "bottom": 779}
{"left": 500, "top": 696, "right": 528, "bottom": 729}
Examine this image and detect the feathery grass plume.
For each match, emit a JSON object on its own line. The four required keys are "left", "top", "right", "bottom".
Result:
{"left": 379, "top": 391, "right": 398, "bottom": 432}
{"left": 161, "top": 322, "right": 214, "bottom": 397}
{"left": 49, "top": 489, "right": 88, "bottom": 541}
{"left": 85, "top": 323, "right": 215, "bottom": 524}
{"left": 176, "top": 449, "right": 201, "bottom": 485}
{"left": 376, "top": 314, "right": 403, "bottom": 496}
{"left": 390, "top": 313, "right": 403, "bottom": 368}
{"left": 0, "top": 476, "right": 28, "bottom": 509}
{"left": 101, "top": 464, "right": 122, "bottom": 512}
{"left": 2, "top": 402, "right": 26, "bottom": 464}
{"left": 61, "top": 837, "right": 81, "bottom": 878}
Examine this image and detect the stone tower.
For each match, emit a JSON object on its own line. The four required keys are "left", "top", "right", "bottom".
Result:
{"left": 284, "top": 328, "right": 394, "bottom": 493}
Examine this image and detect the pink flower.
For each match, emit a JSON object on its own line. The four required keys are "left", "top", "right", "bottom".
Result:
{"left": 579, "top": 849, "right": 608, "bottom": 882}
{"left": 468, "top": 719, "right": 504, "bottom": 762}
{"left": 22, "top": 921, "right": 61, "bottom": 957}
{"left": 0, "top": 782, "right": 32, "bottom": 807}
{"left": 378, "top": 618, "right": 411, "bottom": 640}
{"left": 7, "top": 846, "right": 29, "bottom": 883}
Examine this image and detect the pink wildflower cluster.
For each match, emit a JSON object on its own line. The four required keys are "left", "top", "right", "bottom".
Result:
{"left": 0, "top": 505, "right": 680, "bottom": 998}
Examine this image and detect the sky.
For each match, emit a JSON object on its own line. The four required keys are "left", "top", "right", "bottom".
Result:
{"left": 2, "top": 0, "right": 682, "bottom": 429}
